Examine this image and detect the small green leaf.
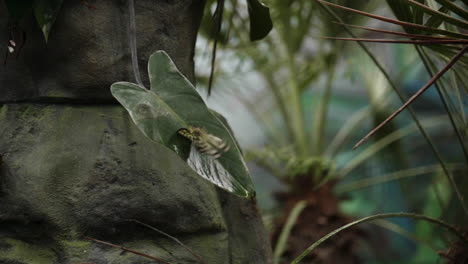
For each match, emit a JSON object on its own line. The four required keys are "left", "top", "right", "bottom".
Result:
{"left": 247, "top": 0, "right": 273, "bottom": 41}
{"left": 5, "top": 0, "right": 34, "bottom": 21}
{"left": 405, "top": 0, "right": 468, "bottom": 30}
{"left": 111, "top": 51, "right": 255, "bottom": 198}
{"left": 424, "top": 6, "right": 449, "bottom": 29}
{"left": 34, "top": 0, "right": 63, "bottom": 41}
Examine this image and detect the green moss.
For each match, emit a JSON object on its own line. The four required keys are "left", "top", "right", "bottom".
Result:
{"left": 61, "top": 239, "right": 91, "bottom": 248}
{"left": 60, "top": 239, "right": 92, "bottom": 260}
{"left": 0, "top": 238, "right": 57, "bottom": 264}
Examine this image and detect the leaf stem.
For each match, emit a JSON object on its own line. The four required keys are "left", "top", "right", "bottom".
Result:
{"left": 129, "top": 219, "right": 206, "bottom": 264}
{"left": 273, "top": 201, "right": 307, "bottom": 264}
{"left": 291, "top": 212, "right": 466, "bottom": 264}
{"left": 353, "top": 45, "right": 468, "bottom": 149}
{"left": 128, "top": 0, "right": 143, "bottom": 87}
{"left": 415, "top": 46, "right": 468, "bottom": 165}
{"left": 85, "top": 237, "right": 172, "bottom": 264}
{"left": 312, "top": 65, "right": 335, "bottom": 155}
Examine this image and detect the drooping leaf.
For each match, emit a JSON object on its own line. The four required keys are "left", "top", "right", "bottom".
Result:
{"left": 403, "top": 0, "right": 468, "bottom": 30}
{"left": 111, "top": 51, "right": 255, "bottom": 198}
{"left": 4, "top": 0, "right": 34, "bottom": 21}
{"left": 33, "top": 0, "right": 63, "bottom": 41}
{"left": 385, "top": 0, "right": 415, "bottom": 24}
{"left": 424, "top": 5, "right": 449, "bottom": 29}
{"left": 412, "top": 0, "right": 424, "bottom": 25}
{"left": 247, "top": 0, "right": 273, "bottom": 41}
{"left": 318, "top": 0, "right": 468, "bottom": 39}
{"left": 434, "top": 0, "right": 468, "bottom": 20}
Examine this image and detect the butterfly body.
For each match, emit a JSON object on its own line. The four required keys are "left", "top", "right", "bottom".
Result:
{"left": 178, "top": 126, "right": 230, "bottom": 158}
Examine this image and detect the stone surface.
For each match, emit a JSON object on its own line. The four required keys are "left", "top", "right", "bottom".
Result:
{"left": 0, "top": 104, "right": 271, "bottom": 263}
{"left": 0, "top": 0, "right": 203, "bottom": 102}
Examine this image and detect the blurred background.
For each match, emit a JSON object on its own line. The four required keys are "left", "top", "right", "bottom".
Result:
{"left": 194, "top": 0, "right": 468, "bottom": 263}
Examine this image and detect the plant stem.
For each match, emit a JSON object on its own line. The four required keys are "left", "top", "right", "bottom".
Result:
{"left": 354, "top": 45, "right": 468, "bottom": 149}
{"left": 336, "top": 163, "right": 464, "bottom": 193}
{"left": 273, "top": 201, "right": 307, "bottom": 264}
{"left": 263, "top": 69, "right": 295, "bottom": 143}
{"left": 130, "top": 219, "right": 206, "bottom": 264}
{"left": 279, "top": 40, "right": 308, "bottom": 157}
{"left": 288, "top": 59, "right": 308, "bottom": 157}
{"left": 291, "top": 212, "right": 466, "bottom": 264}
{"left": 312, "top": 66, "right": 335, "bottom": 155}
{"left": 85, "top": 237, "right": 172, "bottom": 264}
{"left": 128, "top": 0, "right": 143, "bottom": 87}
{"left": 317, "top": 2, "right": 467, "bottom": 216}
{"left": 414, "top": 45, "right": 468, "bottom": 216}
{"left": 274, "top": 4, "right": 309, "bottom": 156}
{"left": 338, "top": 116, "right": 447, "bottom": 178}
{"left": 229, "top": 9, "right": 294, "bottom": 144}
{"left": 416, "top": 46, "right": 468, "bottom": 165}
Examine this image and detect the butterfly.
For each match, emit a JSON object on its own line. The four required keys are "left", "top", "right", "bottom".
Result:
{"left": 178, "top": 126, "right": 230, "bottom": 159}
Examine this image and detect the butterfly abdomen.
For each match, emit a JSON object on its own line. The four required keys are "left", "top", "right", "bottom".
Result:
{"left": 178, "top": 126, "right": 230, "bottom": 158}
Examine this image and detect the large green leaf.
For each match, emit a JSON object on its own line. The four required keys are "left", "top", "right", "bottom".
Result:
{"left": 247, "top": 0, "right": 273, "bottom": 41}
{"left": 34, "top": 0, "right": 63, "bottom": 41}
{"left": 111, "top": 51, "right": 255, "bottom": 198}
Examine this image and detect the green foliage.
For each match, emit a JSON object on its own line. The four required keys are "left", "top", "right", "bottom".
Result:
{"left": 201, "top": 0, "right": 273, "bottom": 41}
{"left": 203, "top": 0, "right": 376, "bottom": 187}
{"left": 111, "top": 51, "right": 254, "bottom": 198}
{"left": 273, "top": 200, "right": 307, "bottom": 264}
{"left": 33, "top": 0, "right": 63, "bottom": 41}
{"left": 200, "top": 0, "right": 467, "bottom": 262}
{"left": 4, "top": 0, "right": 63, "bottom": 41}
{"left": 247, "top": 0, "right": 273, "bottom": 41}
{"left": 247, "top": 147, "right": 335, "bottom": 184}
{"left": 291, "top": 212, "right": 466, "bottom": 264}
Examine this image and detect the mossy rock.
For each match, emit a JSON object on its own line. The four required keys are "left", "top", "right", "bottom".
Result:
{"left": 0, "top": 104, "right": 271, "bottom": 263}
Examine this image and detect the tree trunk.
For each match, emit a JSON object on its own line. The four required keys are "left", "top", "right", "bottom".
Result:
{"left": 0, "top": 1, "right": 271, "bottom": 263}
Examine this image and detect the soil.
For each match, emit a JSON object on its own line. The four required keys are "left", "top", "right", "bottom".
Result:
{"left": 439, "top": 228, "right": 468, "bottom": 264}
{"left": 271, "top": 179, "right": 364, "bottom": 264}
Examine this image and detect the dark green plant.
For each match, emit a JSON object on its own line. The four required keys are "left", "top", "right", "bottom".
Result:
{"left": 195, "top": 0, "right": 468, "bottom": 262}
{"left": 4, "top": 0, "right": 63, "bottom": 41}
{"left": 283, "top": 1, "right": 468, "bottom": 262}
{"left": 317, "top": 0, "right": 468, "bottom": 215}
{"left": 111, "top": 51, "right": 255, "bottom": 198}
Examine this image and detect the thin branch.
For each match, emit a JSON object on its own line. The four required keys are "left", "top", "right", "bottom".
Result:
{"left": 336, "top": 164, "right": 465, "bottom": 193}
{"left": 316, "top": 0, "right": 468, "bottom": 39}
{"left": 291, "top": 212, "right": 466, "bottom": 264}
{"left": 416, "top": 46, "right": 468, "bottom": 165}
{"left": 130, "top": 219, "right": 206, "bottom": 264}
{"left": 402, "top": 0, "right": 468, "bottom": 29}
{"left": 353, "top": 45, "right": 468, "bottom": 150}
{"left": 434, "top": 0, "right": 468, "bottom": 20}
{"left": 128, "top": 0, "right": 143, "bottom": 87}
{"left": 316, "top": 1, "right": 460, "bottom": 214}
{"left": 319, "top": 0, "right": 468, "bottom": 218}
{"left": 320, "top": 37, "right": 467, "bottom": 45}
{"left": 84, "top": 237, "right": 172, "bottom": 264}
{"left": 372, "top": 220, "right": 440, "bottom": 253}
{"left": 207, "top": 0, "right": 225, "bottom": 96}
{"left": 332, "top": 22, "right": 452, "bottom": 40}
